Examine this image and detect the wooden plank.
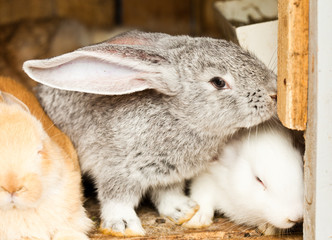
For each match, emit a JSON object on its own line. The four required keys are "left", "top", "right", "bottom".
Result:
{"left": 304, "top": 1, "right": 317, "bottom": 237}
{"left": 277, "top": 0, "right": 309, "bottom": 130}
{"left": 304, "top": 1, "right": 332, "bottom": 239}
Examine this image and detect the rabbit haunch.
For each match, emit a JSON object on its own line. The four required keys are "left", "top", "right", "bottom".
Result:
{"left": 24, "top": 30, "right": 277, "bottom": 236}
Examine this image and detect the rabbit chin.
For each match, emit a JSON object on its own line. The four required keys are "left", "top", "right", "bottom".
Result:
{"left": 267, "top": 215, "right": 300, "bottom": 230}
{"left": 227, "top": 209, "right": 299, "bottom": 232}
{"left": 271, "top": 220, "right": 296, "bottom": 230}
{"left": 248, "top": 212, "right": 300, "bottom": 232}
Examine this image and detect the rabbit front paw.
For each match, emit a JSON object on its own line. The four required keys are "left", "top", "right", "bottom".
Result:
{"left": 100, "top": 218, "right": 145, "bottom": 237}
{"left": 99, "top": 201, "right": 145, "bottom": 237}
{"left": 152, "top": 183, "right": 199, "bottom": 225}
{"left": 182, "top": 210, "right": 213, "bottom": 228}
{"left": 158, "top": 195, "right": 199, "bottom": 225}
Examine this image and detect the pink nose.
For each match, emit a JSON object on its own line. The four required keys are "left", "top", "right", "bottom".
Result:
{"left": 1, "top": 185, "right": 20, "bottom": 197}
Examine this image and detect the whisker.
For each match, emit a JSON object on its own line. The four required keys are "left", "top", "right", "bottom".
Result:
{"left": 267, "top": 46, "right": 278, "bottom": 70}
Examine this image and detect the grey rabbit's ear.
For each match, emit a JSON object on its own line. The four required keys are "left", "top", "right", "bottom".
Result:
{"left": 23, "top": 32, "right": 178, "bottom": 95}
{"left": 104, "top": 30, "right": 166, "bottom": 46}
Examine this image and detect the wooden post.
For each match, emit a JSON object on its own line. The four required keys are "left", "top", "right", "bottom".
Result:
{"left": 305, "top": 1, "right": 332, "bottom": 239}
{"left": 277, "top": 0, "right": 309, "bottom": 130}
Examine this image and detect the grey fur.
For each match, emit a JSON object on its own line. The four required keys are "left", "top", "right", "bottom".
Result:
{"left": 25, "top": 31, "right": 277, "bottom": 235}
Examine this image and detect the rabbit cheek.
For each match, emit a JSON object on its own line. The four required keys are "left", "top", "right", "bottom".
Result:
{"left": 244, "top": 91, "right": 276, "bottom": 126}
{"left": 39, "top": 150, "right": 52, "bottom": 174}
{"left": 15, "top": 174, "right": 42, "bottom": 208}
{"left": 0, "top": 191, "right": 10, "bottom": 209}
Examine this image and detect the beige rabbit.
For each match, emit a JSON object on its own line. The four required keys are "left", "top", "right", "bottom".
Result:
{"left": 0, "top": 76, "right": 92, "bottom": 240}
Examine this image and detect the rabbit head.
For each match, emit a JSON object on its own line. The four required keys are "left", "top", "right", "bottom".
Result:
{"left": 0, "top": 100, "right": 60, "bottom": 210}
{"left": 23, "top": 30, "right": 277, "bottom": 136}
{"left": 220, "top": 125, "right": 304, "bottom": 230}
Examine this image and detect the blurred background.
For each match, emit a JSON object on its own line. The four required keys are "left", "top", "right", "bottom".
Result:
{"left": 0, "top": 0, "right": 277, "bottom": 88}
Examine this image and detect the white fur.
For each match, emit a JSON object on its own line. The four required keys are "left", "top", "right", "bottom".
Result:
{"left": 151, "top": 183, "right": 199, "bottom": 224}
{"left": 185, "top": 122, "right": 304, "bottom": 234}
{"left": 101, "top": 200, "right": 145, "bottom": 236}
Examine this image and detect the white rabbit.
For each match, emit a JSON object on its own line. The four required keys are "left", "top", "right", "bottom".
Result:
{"left": 184, "top": 121, "right": 304, "bottom": 235}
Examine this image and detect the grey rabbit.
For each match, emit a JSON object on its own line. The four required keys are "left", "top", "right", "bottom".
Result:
{"left": 23, "top": 30, "right": 277, "bottom": 236}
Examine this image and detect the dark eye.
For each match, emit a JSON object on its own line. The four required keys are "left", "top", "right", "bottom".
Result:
{"left": 209, "top": 77, "right": 228, "bottom": 90}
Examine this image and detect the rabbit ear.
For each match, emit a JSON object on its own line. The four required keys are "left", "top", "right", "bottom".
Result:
{"left": 105, "top": 30, "right": 151, "bottom": 46}
{"left": 0, "top": 91, "right": 30, "bottom": 113}
{"left": 23, "top": 40, "right": 178, "bottom": 96}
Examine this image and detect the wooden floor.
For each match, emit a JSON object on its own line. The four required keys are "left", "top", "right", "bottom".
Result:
{"left": 85, "top": 197, "right": 303, "bottom": 240}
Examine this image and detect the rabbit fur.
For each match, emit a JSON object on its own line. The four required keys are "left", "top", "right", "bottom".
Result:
{"left": 23, "top": 30, "right": 277, "bottom": 236}
{"left": 0, "top": 77, "right": 92, "bottom": 240}
{"left": 184, "top": 120, "right": 304, "bottom": 235}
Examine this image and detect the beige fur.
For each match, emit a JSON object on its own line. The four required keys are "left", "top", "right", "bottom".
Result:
{"left": 0, "top": 77, "right": 92, "bottom": 240}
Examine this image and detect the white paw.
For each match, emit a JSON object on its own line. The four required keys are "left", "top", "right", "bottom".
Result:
{"left": 100, "top": 201, "right": 145, "bottom": 237}
{"left": 183, "top": 210, "right": 213, "bottom": 228}
{"left": 158, "top": 195, "right": 199, "bottom": 225}
{"left": 100, "top": 218, "right": 145, "bottom": 237}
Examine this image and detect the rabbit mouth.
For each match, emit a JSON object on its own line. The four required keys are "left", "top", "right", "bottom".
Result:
{"left": 268, "top": 216, "right": 302, "bottom": 230}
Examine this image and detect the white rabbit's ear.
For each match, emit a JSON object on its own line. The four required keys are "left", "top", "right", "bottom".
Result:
{"left": 23, "top": 41, "right": 178, "bottom": 96}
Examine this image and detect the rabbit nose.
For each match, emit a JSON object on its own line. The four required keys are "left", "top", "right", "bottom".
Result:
{"left": 270, "top": 94, "right": 277, "bottom": 101}
{"left": 1, "top": 185, "right": 21, "bottom": 196}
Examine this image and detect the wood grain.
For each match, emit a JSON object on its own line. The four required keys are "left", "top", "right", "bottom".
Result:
{"left": 277, "top": 0, "right": 309, "bottom": 130}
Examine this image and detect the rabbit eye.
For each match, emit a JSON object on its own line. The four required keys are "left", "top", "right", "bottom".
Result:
{"left": 256, "top": 176, "right": 266, "bottom": 188}
{"left": 17, "top": 186, "right": 27, "bottom": 193}
{"left": 209, "top": 77, "right": 229, "bottom": 90}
